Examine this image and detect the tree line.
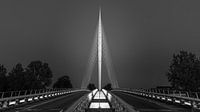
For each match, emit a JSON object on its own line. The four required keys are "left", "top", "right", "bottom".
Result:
{"left": 167, "top": 50, "right": 200, "bottom": 92}
{"left": 0, "top": 60, "right": 73, "bottom": 92}
{"left": 87, "top": 50, "right": 200, "bottom": 92}
{"left": 1, "top": 50, "right": 199, "bottom": 92}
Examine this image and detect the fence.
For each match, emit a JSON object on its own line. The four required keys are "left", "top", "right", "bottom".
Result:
{"left": 113, "top": 88, "right": 200, "bottom": 109}
{"left": 0, "top": 88, "right": 88, "bottom": 110}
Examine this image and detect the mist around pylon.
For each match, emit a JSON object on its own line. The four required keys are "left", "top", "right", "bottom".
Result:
{"left": 81, "top": 10, "right": 119, "bottom": 89}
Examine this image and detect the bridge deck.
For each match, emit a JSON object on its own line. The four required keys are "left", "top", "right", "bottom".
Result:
{"left": 112, "top": 91, "right": 193, "bottom": 112}
{"left": 3, "top": 90, "right": 199, "bottom": 112}
{"left": 6, "top": 91, "right": 87, "bottom": 112}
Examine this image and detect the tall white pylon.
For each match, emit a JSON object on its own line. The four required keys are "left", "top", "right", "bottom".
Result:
{"left": 98, "top": 8, "right": 102, "bottom": 90}
{"left": 81, "top": 8, "right": 119, "bottom": 89}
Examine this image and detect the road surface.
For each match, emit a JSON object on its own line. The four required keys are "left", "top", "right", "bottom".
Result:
{"left": 112, "top": 91, "right": 193, "bottom": 112}
{"left": 6, "top": 91, "right": 88, "bottom": 112}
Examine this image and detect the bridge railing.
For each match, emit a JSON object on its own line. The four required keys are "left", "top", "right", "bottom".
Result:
{"left": 70, "top": 89, "right": 134, "bottom": 112}
{"left": 0, "top": 88, "right": 87, "bottom": 110}
{"left": 0, "top": 89, "right": 66, "bottom": 99}
{"left": 140, "top": 88, "right": 200, "bottom": 99}
{"left": 114, "top": 88, "right": 200, "bottom": 109}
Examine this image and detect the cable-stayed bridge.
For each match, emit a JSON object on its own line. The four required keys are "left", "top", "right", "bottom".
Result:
{"left": 0, "top": 88, "right": 200, "bottom": 112}
{"left": 1, "top": 9, "right": 200, "bottom": 112}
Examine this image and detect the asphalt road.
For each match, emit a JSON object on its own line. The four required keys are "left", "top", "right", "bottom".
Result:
{"left": 112, "top": 91, "right": 194, "bottom": 112}
{"left": 6, "top": 91, "right": 88, "bottom": 112}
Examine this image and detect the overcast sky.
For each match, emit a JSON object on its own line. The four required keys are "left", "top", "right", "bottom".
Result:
{"left": 1, "top": 0, "right": 200, "bottom": 88}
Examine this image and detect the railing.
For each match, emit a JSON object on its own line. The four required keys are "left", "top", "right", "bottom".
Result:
{"left": 139, "top": 88, "right": 200, "bottom": 99}
{"left": 0, "top": 88, "right": 88, "bottom": 110}
{"left": 71, "top": 89, "right": 136, "bottom": 112}
{"left": 113, "top": 88, "right": 200, "bottom": 109}
{"left": 0, "top": 89, "right": 64, "bottom": 99}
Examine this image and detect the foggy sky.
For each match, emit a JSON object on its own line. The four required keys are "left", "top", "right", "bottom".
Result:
{"left": 1, "top": 0, "right": 200, "bottom": 88}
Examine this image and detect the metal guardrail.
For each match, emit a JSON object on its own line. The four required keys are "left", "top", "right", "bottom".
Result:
{"left": 71, "top": 89, "right": 134, "bottom": 112}
{"left": 138, "top": 88, "right": 200, "bottom": 99}
{"left": 0, "top": 89, "right": 88, "bottom": 110}
{"left": 114, "top": 88, "right": 200, "bottom": 109}
{"left": 0, "top": 89, "right": 67, "bottom": 99}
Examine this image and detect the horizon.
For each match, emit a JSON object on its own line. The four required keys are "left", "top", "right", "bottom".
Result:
{"left": 1, "top": 0, "right": 200, "bottom": 88}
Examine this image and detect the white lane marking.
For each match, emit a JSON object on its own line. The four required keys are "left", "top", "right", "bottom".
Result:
{"left": 117, "top": 92, "right": 173, "bottom": 110}
{"left": 20, "top": 93, "right": 77, "bottom": 110}
{"left": 118, "top": 92, "right": 187, "bottom": 111}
